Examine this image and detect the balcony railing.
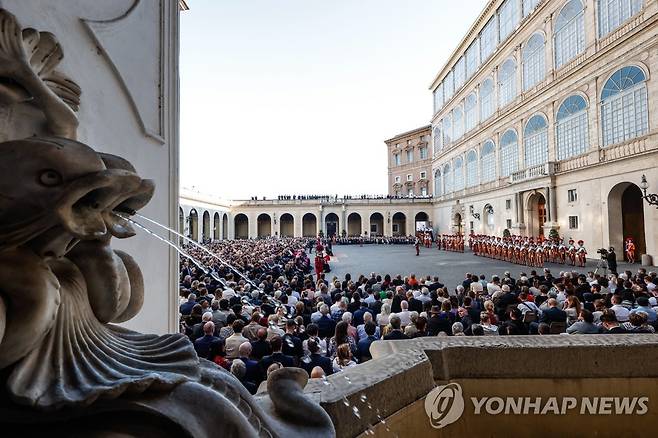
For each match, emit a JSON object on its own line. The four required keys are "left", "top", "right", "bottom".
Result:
{"left": 509, "top": 163, "right": 552, "bottom": 183}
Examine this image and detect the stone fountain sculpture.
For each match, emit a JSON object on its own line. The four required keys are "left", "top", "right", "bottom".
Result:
{"left": 0, "top": 9, "right": 334, "bottom": 437}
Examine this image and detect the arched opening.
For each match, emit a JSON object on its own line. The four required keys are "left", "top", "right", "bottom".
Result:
{"left": 213, "top": 212, "right": 220, "bottom": 240}
{"left": 608, "top": 182, "right": 646, "bottom": 259}
{"left": 179, "top": 207, "right": 184, "bottom": 245}
{"left": 325, "top": 212, "right": 339, "bottom": 238}
{"left": 347, "top": 212, "right": 362, "bottom": 236}
{"left": 234, "top": 214, "right": 249, "bottom": 239}
{"left": 202, "top": 211, "right": 210, "bottom": 242}
{"left": 302, "top": 213, "right": 317, "bottom": 237}
{"left": 527, "top": 192, "right": 547, "bottom": 237}
{"left": 257, "top": 213, "right": 271, "bottom": 237}
{"left": 222, "top": 214, "right": 228, "bottom": 240}
{"left": 279, "top": 213, "right": 294, "bottom": 237}
{"left": 453, "top": 213, "right": 463, "bottom": 235}
{"left": 189, "top": 209, "right": 198, "bottom": 241}
{"left": 414, "top": 212, "right": 429, "bottom": 234}
{"left": 369, "top": 213, "right": 384, "bottom": 237}
{"left": 392, "top": 212, "right": 406, "bottom": 236}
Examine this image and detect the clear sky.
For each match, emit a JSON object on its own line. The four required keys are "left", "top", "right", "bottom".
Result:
{"left": 180, "top": 0, "right": 488, "bottom": 200}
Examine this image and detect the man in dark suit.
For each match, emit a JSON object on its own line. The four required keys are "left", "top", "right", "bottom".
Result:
{"left": 179, "top": 293, "right": 197, "bottom": 316}
{"left": 282, "top": 320, "right": 303, "bottom": 361}
{"left": 352, "top": 301, "right": 372, "bottom": 327}
{"left": 237, "top": 342, "right": 263, "bottom": 385}
{"left": 259, "top": 336, "right": 295, "bottom": 372}
{"left": 357, "top": 322, "right": 378, "bottom": 362}
{"left": 193, "top": 321, "right": 221, "bottom": 359}
{"left": 539, "top": 298, "right": 567, "bottom": 324}
{"left": 250, "top": 327, "right": 272, "bottom": 360}
{"left": 383, "top": 316, "right": 409, "bottom": 340}
{"left": 302, "top": 339, "right": 333, "bottom": 376}
{"left": 368, "top": 293, "right": 383, "bottom": 316}
{"left": 317, "top": 308, "right": 336, "bottom": 339}
{"left": 428, "top": 276, "right": 444, "bottom": 292}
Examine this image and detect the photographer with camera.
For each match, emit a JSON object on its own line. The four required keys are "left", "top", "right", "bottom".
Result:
{"left": 607, "top": 247, "right": 617, "bottom": 274}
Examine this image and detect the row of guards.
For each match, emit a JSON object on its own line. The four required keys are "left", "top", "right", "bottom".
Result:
{"left": 470, "top": 235, "right": 587, "bottom": 268}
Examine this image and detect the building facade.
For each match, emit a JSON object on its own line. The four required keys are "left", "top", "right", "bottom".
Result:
{"left": 428, "top": 0, "right": 658, "bottom": 262}
{"left": 386, "top": 125, "right": 433, "bottom": 197}
{"left": 181, "top": 0, "right": 658, "bottom": 265}
{"left": 179, "top": 193, "right": 433, "bottom": 241}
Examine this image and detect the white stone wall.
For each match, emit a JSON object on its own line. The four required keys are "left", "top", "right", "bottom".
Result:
{"left": 0, "top": 0, "right": 181, "bottom": 333}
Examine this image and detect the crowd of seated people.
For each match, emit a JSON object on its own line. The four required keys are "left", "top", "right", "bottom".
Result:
{"left": 179, "top": 238, "right": 658, "bottom": 395}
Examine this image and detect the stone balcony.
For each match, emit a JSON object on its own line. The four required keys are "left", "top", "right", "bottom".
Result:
{"left": 509, "top": 162, "right": 554, "bottom": 184}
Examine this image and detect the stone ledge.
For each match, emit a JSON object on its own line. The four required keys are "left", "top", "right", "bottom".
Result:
{"left": 309, "top": 335, "right": 658, "bottom": 437}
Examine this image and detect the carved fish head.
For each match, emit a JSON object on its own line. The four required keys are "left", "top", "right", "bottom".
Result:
{"left": 0, "top": 136, "right": 153, "bottom": 258}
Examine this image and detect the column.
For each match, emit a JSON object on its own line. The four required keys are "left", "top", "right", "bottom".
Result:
{"left": 361, "top": 213, "right": 369, "bottom": 237}
{"left": 549, "top": 186, "right": 558, "bottom": 228}
{"left": 544, "top": 14, "right": 555, "bottom": 76}
{"left": 341, "top": 205, "right": 346, "bottom": 236}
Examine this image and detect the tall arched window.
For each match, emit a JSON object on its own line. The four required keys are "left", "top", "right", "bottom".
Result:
{"left": 465, "top": 93, "right": 477, "bottom": 132}
{"left": 453, "top": 106, "right": 464, "bottom": 140}
{"left": 500, "top": 129, "right": 519, "bottom": 177}
{"left": 556, "top": 95, "right": 589, "bottom": 160}
{"left": 499, "top": 58, "right": 517, "bottom": 107}
{"left": 443, "top": 163, "right": 453, "bottom": 194}
{"left": 524, "top": 114, "right": 549, "bottom": 167}
{"left": 434, "top": 168, "right": 443, "bottom": 196}
{"left": 601, "top": 65, "right": 649, "bottom": 146}
{"left": 480, "top": 140, "right": 496, "bottom": 182}
{"left": 443, "top": 114, "right": 453, "bottom": 147}
{"left": 599, "top": 0, "right": 644, "bottom": 37}
{"left": 454, "top": 157, "right": 464, "bottom": 190}
{"left": 433, "top": 122, "right": 443, "bottom": 154}
{"left": 480, "top": 77, "right": 495, "bottom": 121}
{"left": 466, "top": 150, "right": 478, "bottom": 187}
{"left": 555, "top": 0, "right": 585, "bottom": 69}
{"left": 523, "top": 33, "right": 545, "bottom": 91}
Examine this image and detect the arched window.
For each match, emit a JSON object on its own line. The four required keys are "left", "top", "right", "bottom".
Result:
{"left": 480, "top": 77, "right": 495, "bottom": 121}
{"left": 556, "top": 95, "right": 589, "bottom": 159}
{"left": 434, "top": 168, "right": 443, "bottom": 196}
{"left": 443, "top": 114, "right": 453, "bottom": 147}
{"left": 454, "top": 157, "right": 464, "bottom": 191}
{"left": 601, "top": 65, "right": 649, "bottom": 147}
{"left": 465, "top": 93, "right": 477, "bottom": 132}
{"left": 599, "top": 0, "right": 644, "bottom": 37}
{"left": 453, "top": 106, "right": 464, "bottom": 140}
{"left": 555, "top": 0, "right": 585, "bottom": 69}
{"left": 433, "top": 122, "right": 443, "bottom": 154}
{"left": 443, "top": 163, "right": 453, "bottom": 194}
{"left": 523, "top": 33, "right": 545, "bottom": 91}
{"left": 499, "top": 59, "right": 517, "bottom": 107}
{"left": 481, "top": 140, "right": 496, "bottom": 182}
{"left": 466, "top": 150, "right": 478, "bottom": 187}
{"left": 500, "top": 129, "right": 519, "bottom": 177}
{"left": 524, "top": 114, "right": 549, "bottom": 167}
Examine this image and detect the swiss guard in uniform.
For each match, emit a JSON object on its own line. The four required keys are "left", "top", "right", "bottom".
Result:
{"left": 577, "top": 240, "right": 587, "bottom": 267}
{"left": 625, "top": 237, "right": 636, "bottom": 264}
{"left": 567, "top": 239, "right": 577, "bottom": 266}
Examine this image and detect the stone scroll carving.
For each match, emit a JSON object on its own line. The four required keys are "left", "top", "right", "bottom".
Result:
{"left": 0, "top": 9, "right": 334, "bottom": 437}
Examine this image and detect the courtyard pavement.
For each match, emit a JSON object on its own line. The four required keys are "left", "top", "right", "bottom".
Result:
{"left": 325, "top": 244, "right": 641, "bottom": 289}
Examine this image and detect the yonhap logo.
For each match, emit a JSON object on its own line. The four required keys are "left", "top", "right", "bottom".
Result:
{"left": 424, "top": 382, "right": 465, "bottom": 429}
